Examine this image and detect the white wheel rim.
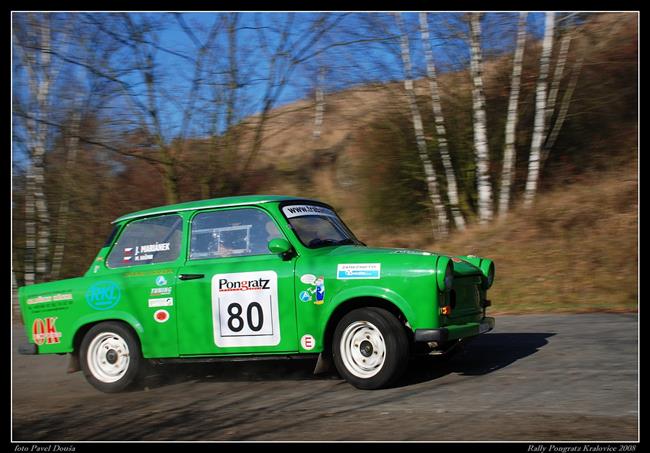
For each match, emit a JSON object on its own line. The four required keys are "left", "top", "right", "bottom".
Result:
{"left": 87, "top": 332, "right": 131, "bottom": 383}
{"left": 340, "top": 320, "right": 386, "bottom": 379}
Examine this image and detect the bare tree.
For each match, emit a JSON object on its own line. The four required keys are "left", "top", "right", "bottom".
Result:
{"left": 394, "top": 13, "right": 448, "bottom": 237}
{"left": 498, "top": 12, "right": 528, "bottom": 218}
{"left": 13, "top": 14, "right": 65, "bottom": 284}
{"left": 50, "top": 105, "right": 81, "bottom": 279}
{"left": 545, "top": 14, "right": 574, "bottom": 139}
{"left": 468, "top": 13, "right": 493, "bottom": 223}
{"left": 541, "top": 16, "right": 584, "bottom": 168}
{"left": 313, "top": 66, "right": 326, "bottom": 139}
{"left": 419, "top": 12, "right": 465, "bottom": 231}
{"left": 524, "top": 12, "right": 555, "bottom": 207}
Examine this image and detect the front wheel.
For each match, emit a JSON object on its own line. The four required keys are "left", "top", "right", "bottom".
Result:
{"left": 332, "top": 307, "right": 409, "bottom": 389}
{"left": 80, "top": 321, "right": 144, "bottom": 393}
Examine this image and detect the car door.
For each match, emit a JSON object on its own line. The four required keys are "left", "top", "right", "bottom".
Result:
{"left": 175, "top": 206, "right": 298, "bottom": 355}
{"left": 101, "top": 214, "right": 185, "bottom": 358}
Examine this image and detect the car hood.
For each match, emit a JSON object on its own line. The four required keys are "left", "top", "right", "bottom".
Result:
{"left": 309, "top": 245, "right": 483, "bottom": 277}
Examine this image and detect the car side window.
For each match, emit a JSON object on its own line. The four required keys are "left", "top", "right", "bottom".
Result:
{"left": 106, "top": 215, "right": 183, "bottom": 268}
{"left": 190, "top": 208, "right": 282, "bottom": 260}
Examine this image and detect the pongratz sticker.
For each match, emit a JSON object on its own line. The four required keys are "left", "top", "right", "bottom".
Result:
{"left": 212, "top": 271, "right": 281, "bottom": 348}
{"left": 337, "top": 263, "right": 381, "bottom": 280}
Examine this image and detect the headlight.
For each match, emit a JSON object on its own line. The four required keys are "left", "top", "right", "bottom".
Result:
{"left": 480, "top": 259, "right": 495, "bottom": 290}
{"left": 436, "top": 256, "right": 454, "bottom": 292}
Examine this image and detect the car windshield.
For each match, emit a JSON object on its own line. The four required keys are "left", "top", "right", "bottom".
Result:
{"left": 281, "top": 204, "right": 363, "bottom": 249}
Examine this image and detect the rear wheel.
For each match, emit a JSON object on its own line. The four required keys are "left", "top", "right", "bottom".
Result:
{"left": 80, "top": 321, "right": 144, "bottom": 393}
{"left": 332, "top": 307, "right": 409, "bottom": 389}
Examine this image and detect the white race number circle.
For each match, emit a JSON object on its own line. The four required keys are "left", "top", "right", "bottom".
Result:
{"left": 212, "top": 271, "right": 281, "bottom": 347}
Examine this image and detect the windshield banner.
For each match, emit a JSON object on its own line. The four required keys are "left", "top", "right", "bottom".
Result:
{"left": 282, "top": 205, "right": 337, "bottom": 218}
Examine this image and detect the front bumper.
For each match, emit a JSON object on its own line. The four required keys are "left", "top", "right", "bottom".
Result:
{"left": 414, "top": 316, "right": 495, "bottom": 342}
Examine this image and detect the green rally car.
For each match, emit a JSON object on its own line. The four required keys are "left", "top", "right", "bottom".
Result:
{"left": 17, "top": 195, "right": 495, "bottom": 391}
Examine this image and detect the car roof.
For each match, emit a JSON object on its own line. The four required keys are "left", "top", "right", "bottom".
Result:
{"left": 111, "top": 195, "right": 321, "bottom": 224}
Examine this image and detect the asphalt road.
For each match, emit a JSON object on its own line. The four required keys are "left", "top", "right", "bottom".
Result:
{"left": 12, "top": 314, "right": 638, "bottom": 441}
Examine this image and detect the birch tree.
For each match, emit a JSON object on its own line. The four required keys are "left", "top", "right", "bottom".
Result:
{"left": 50, "top": 106, "right": 81, "bottom": 279}
{"left": 13, "top": 14, "right": 64, "bottom": 284}
{"left": 542, "top": 48, "right": 584, "bottom": 163}
{"left": 313, "top": 66, "right": 325, "bottom": 139}
{"left": 394, "top": 13, "right": 448, "bottom": 237}
{"left": 419, "top": 12, "right": 465, "bottom": 230}
{"left": 523, "top": 12, "right": 555, "bottom": 207}
{"left": 468, "top": 13, "right": 494, "bottom": 224}
{"left": 545, "top": 15, "right": 574, "bottom": 139}
{"left": 498, "top": 12, "right": 528, "bottom": 218}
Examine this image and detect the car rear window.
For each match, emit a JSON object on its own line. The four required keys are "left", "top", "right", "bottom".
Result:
{"left": 106, "top": 215, "right": 183, "bottom": 268}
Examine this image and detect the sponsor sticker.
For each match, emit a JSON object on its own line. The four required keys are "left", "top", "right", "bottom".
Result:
{"left": 299, "top": 274, "right": 325, "bottom": 304}
{"left": 451, "top": 257, "right": 463, "bottom": 263}
{"left": 156, "top": 275, "right": 168, "bottom": 286}
{"left": 392, "top": 249, "right": 432, "bottom": 256}
{"left": 124, "top": 268, "right": 174, "bottom": 278}
{"left": 123, "top": 247, "right": 134, "bottom": 263}
{"left": 124, "top": 243, "right": 171, "bottom": 263}
{"left": 282, "top": 205, "right": 337, "bottom": 219}
{"left": 32, "top": 317, "right": 62, "bottom": 345}
{"left": 27, "top": 293, "right": 73, "bottom": 305}
{"left": 154, "top": 309, "right": 170, "bottom": 323}
{"left": 149, "top": 297, "right": 174, "bottom": 308}
{"left": 300, "top": 274, "right": 316, "bottom": 284}
{"left": 337, "top": 263, "right": 381, "bottom": 280}
{"left": 85, "top": 281, "right": 121, "bottom": 310}
{"left": 212, "top": 271, "right": 281, "bottom": 347}
{"left": 301, "top": 334, "right": 316, "bottom": 351}
{"left": 151, "top": 287, "right": 172, "bottom": 296}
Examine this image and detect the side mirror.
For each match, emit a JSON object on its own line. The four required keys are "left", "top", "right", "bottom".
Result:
{"left": 268, "top": 238, "right": 292, "bottom": 255}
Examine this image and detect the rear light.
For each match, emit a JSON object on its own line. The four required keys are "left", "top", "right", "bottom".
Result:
{"left": 440, "top": 306, "right": 452, "bottom": 316}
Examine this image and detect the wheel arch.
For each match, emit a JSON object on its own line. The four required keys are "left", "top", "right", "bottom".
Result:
{"left": 321, "top": 296, "right": 414, "bottom": 358}
{"left": 70, "top": 313, "right": 144, "bottom": 358}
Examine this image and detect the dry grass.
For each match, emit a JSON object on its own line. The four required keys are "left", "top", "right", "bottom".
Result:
{"left": 426, "top": 160, "right": 638, "bottom": 314}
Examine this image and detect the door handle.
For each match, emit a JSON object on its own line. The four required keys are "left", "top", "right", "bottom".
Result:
{"left": 179, "top": 273, "right": 205, "bottom": 281}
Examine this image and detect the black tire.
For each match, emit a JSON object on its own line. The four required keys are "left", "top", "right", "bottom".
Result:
{"left": 80, "top": 321, "right": 145, "bottom": 393}
{"left": 332, "top": 307, "right": 409, "bottom": 390}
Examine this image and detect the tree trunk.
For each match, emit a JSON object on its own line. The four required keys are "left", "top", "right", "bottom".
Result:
{"left": 541, "top": 46, "right": 585, "bottom": 166}
{"left": 395, "top": 13, "right": 448, "bottom": 237}
{"left": 51, "top": 108, "right": 81, "bottom": 279}
{"left": 545, "top": 24, "right": 573, "bottom": 137}
{"left": 24, "top": 176, "right": 36, "bottom": 286}
{"left": 419, "top": 12, "right": 465, "bottom": 231}
{"left": 161, "top": 157, "right": 180, "bottom": 205}
{"left": 20, "top": 15, "right": 53, "bottom": 284}
{"left": 313, "top": 67, "right": 325, "bottom": 139}
{"left": 13, "top": 270, "right": 21, "bottom": 324}
{"left": 524, "top": 12, "right": 555, "bottom": 208}
{"left": 498, "top": 12, "right": 528, "bottom": 218}
{"left": 469, "top": 13, "right": 494, "bottom": 224}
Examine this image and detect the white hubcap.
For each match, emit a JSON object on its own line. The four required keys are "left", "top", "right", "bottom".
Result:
{"left": 87, "top": 332, "right": 130, "bottom": 383}
{"left": 340, "top": 321, "right": 386, "bottom": 379}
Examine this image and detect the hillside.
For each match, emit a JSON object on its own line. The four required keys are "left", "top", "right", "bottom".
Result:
{"left": 430, "top": 158, "right": 638, "bottom": 314}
